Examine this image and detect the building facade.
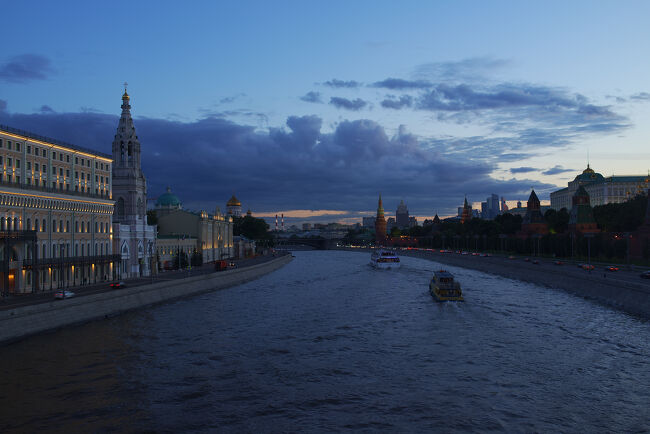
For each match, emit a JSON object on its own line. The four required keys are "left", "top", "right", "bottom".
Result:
{"left": 396, "top": 199, "right": 409, "bottom": 228}
{"left": 111, "top": 89, "right": 156, "bottom": 278}
{"left": 551, "top": 165, "right": 650, "bottom": 210}
{"left": 154, "top": 188, "right": 233, "bottom": 264}
{"left": 0, "top": 125, "right": 118, "bottom": 294}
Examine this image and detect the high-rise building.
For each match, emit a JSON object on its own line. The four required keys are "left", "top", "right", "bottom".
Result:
{"left": 396, "top": 199, "right": 409, "bottom": 228}
{"left": 374, "top": 194, "right": 386, "bottom": 244}
{"left": 111, "top": 87, "right": 157, "bottom": 277}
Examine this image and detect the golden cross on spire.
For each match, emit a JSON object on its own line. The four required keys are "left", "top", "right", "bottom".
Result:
{"left": 123, "top": 81, "right": 128, "bottom": 92}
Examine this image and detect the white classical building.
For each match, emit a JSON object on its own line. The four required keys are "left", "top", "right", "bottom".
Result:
{"left": 111, "top": 88, "right": 156, "bottom": 277}
{"left": 550, "top": 165, "right": 650, "bottom": 211}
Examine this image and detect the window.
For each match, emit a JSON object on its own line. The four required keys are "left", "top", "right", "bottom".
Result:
{"left": 0, "top": 156, "right": 3, "bottom": 165}
{"left": 27, "top": 145, "right": 31, "bottom": 154}
{"left": 52, "top": 166, "right": 56, "bottom": 174}
{"left": 7, "top": 158, "right": 12, "bottom": 167}
{"left": 16, "top": 159, "right": 20, "bottom": 168}
{"left": 75, "top": 157, "right": 78, "bottom": 164}
{"left": 95, "top": 222, "right": 98, "bottom": 232}
{"left": 42, "top": 220, "right": 46, "bottom": 232}
{"left": 0, "top": 138, "right": 3, "bottom": 147}
{"left": 59, "top": 220, "right": 63, "bottom": 232}
{"left": 95, "top": 162, "right": 98, "bottom": 169}
{"left": 16, "top": 143, "right": 20, "bottom": 151}
{"left": 66, "top": 155, "right": 70, "bottom": 162}
{"left": 95, "top": 175, "right": 98, "bottom": 182}
{"left": 66, "top": 169, "right": 69, "bottom": 177}
{"left": 16, "top": 176, "right": 19, "bottom": 184}
{"left": 35, "top": 163, "right": 39, "bottom": 172}
{"left": 42, "top": 149, "right": 46, "bottom": 157}
{"left": 52, "top": 152, "right": 56, "bottom": 160}
{"left": 27, "top": 218, "right": 31, "bottom": 230}
{"left": 27, "top": 177, "right": 31, "bottom": 185}
{"left": 75, "top": 221, "right": 79, "bottom": 232}
{"left": 86, "top": 173, "right": 90, "bottom": 180}
{"left": 35, "top": 218, "right": 39, "bottom": 232}
{"left": 66, "top": 221, "right": 69, "bottom": 232}
{"left": 75, "top": 171, "right": 78, "bottom": 178}
{"left": 7, "top": 141, "right": 11, "bottom": 150}
{"left": 27, "top": 161, "right": 31, "bottom": 170}
{"left": 81, "top": 221, "right": 85, "bottom": 232}
{"left": 34, "top": 147, "right": 38, "bottom": 154}
{"left": 59, "top": 168, "right": 63, "bottom": 176}
{"left": 100, "top": 176, "right": 103, "bottom": 183}
{"left": 59, "top": 154, "right": 63, "bottom": 161}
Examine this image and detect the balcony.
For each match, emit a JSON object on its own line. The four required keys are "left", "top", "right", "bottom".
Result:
{"left": 0, "top": 179, "right": 111, "bottom": 201}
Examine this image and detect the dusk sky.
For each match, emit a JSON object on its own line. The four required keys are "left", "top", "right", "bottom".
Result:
{"left": 2, "top": 1, "right": 650, "bottom": 224}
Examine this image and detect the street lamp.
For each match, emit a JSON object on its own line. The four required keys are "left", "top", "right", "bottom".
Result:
{"left": 584, "top": 233, "right": 595, "bottom": 273}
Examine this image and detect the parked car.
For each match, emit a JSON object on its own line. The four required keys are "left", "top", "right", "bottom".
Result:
{"left": 554, "top": 260, "right": 564, "bottom": 265}
{"left": 605, "top": 266, "right": 619, "bottom": 272}
{"left": 582, "top": 264, "right": 595, "bottom": 270}
{"left": 523, "top": 257, "right": 530, "bottom": 262}
{"left": 54, "top": 290, "right": 75, "bottom": 299}
{"left": 640, "top": 271, "right": 650, "bottom": 279}
{"left": 508, "top": 255, "right": 517, "bottom": 260}
{"left": 532, "top": 259, "right": 540, "bottom": 264}
{"left": 215, "top": 260, "right": 229, "bottom": 271}
{"left": 110, "top": 281, "right": 126, "bottom": 289}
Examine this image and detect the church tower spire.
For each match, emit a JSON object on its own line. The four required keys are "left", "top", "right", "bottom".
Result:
{"left": 112, "top": 85, "right": 147, "bottom": 224}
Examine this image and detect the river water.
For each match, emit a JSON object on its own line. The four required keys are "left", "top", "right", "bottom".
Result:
{"left": 1, "top": 251, "right": 649, "bottom": 432}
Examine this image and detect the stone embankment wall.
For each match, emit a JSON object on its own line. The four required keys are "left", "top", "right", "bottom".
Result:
{"left": 350, "top": 248, "right": 650, "bottom": 319}
{"left": 0, "top": 254, "right": 292, "bottom": 345}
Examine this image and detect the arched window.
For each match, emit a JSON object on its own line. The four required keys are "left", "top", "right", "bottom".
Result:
{"left": 95, "top": 222, "right": 98, "bottom": 233}
{"left": 1, "top": 217, "right": 5, "bottom": 231}
{"left": 116, "top": 197, "right": 125, "bottom": 220}
{"left": 43, "top": 220, "right": 46, "bottom": 232}
{"left": 95, "top": 243, "right": 98, "bottom": 255}
{"left": 53, "top": 244, "right": 57, "bottom": 258}
{"left": 27, "top": 218, "right": 31, "bottom": 230}
{"left": 59, "top": 220, "right": 63, "bottom": 232}
{"left": 101, "top": 243, "right": 104, "bottom": 255}
{"left": 81, "top": 244, "right": 84, "bottom": 256}
{"left": 35, "top": 218, "right": 39, "bottom": 232}
{"left": 14, "top": 217, "right": 18, "bottom": 230}
{"left": 81, "top": 221, "right": 85, "bottom": 233}
{"left": 66, "top": 220, "right": 70, "bottom": 233}
{"left": 42, "top": 244, "right": 47, "bottom": 258}
{"left": 75, "top": 221, "right": 79, "bottom": 233}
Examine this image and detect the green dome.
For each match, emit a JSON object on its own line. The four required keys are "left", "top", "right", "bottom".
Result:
{"left": 575, "top": 164, "right": 604, "bottom": 183}
{"left": 156, "top": 187, "right": 181, "bottom": 208}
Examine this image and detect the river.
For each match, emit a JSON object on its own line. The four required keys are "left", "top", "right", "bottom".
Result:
{"left": 1, "top": 250, "right": 649, "bottom": 432}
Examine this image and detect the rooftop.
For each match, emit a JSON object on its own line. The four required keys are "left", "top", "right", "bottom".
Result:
{"left": 0, "top": 124, "right": 112, "bottom": 160}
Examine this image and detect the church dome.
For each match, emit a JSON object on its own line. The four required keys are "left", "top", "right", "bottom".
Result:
{"left": 575, "top": 164, "right": 604, "bottom": 182}
{"left": 227, "top": 195, "right": 241, "bottom": 207}
{"left": 156, "top": 187, "right": 181, "bottom": 208}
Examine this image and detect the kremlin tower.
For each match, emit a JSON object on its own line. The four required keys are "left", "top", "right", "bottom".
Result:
{"left": 375, "top": 194, "right": 387, "bottom": 244}
{"left": 461, "top": 197, "right": 472, "bottom": 224}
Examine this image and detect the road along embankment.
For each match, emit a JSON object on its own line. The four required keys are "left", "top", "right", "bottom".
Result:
{"left": 399, "top": 249, "right": 650, "bottom": 319}
{"left": 0, "top": 254, "right": 293, "bottom": 345}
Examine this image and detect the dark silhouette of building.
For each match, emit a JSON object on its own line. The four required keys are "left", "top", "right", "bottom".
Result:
{"left": 396, "top": 199, "right": 409, "bottom": 228}
{"left": 568, "top": 185, "right": 599, "bottom": 234}
{"left": 375, "top": 194, "right": 386, "bottom": 244}
{"left": 461, "top": 197, "right": 472, "bottom": 224}
{"left": 520, "top": 189, "right": 548, "bottom": 236}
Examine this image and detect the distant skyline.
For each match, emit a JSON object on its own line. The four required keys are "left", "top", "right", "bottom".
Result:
{"left": 2, "top": 0, "right": 650, "bottom": 225}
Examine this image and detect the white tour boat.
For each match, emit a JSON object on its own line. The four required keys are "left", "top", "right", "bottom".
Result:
{"left": 370, "top": 249, "right": 401, "bottom": 269}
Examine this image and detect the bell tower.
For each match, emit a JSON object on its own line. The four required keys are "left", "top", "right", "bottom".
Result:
{"left": 112, "top": 84, "right": 147, "bottom": 224}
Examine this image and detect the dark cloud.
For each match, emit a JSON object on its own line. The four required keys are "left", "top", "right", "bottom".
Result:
{"left": 300, "top": 91, "right": 322, "bottom": 103}
{"left": 323, "top": 79, "right": 361, "bottom": 88}
{"left": 39, "top": 105, "right": 55, "bottom": 113}
{"left": 0, "top": 107, "right": 549, "bottom": 217}
{"left": 630, "top": 92, "right": 650, "bottom": 101}
{"left": 510, "top": 167, "right": 538, "bottom": 174}
{"left": 0, "top": 54, "right": 54, "bottom": 83}
{"left": 542, "top": 165, "right": 574, "bottom": 176}
{"left": 372, "top": 78, "right": 431, "bottom": 90}
{"left": 329, "top": 97, "right": 367, "bottom": 111}
{"left": 381, "top": 95, "right": 413, "bottom": 109}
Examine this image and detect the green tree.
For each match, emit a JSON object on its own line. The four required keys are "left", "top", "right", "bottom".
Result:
{"left": 233, "top": 215, "right": 274, "bottom": 247}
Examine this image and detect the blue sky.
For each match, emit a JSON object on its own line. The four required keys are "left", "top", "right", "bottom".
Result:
{"left": 2, "top": 0, "right": 650, "bottom": 224}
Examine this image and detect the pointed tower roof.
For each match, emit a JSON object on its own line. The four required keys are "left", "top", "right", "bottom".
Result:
{"left": 463, "top": 197, "right": 469, "bottom": 208}
{"left": 377, "top": 194, "right": 385, "bottom": 218}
